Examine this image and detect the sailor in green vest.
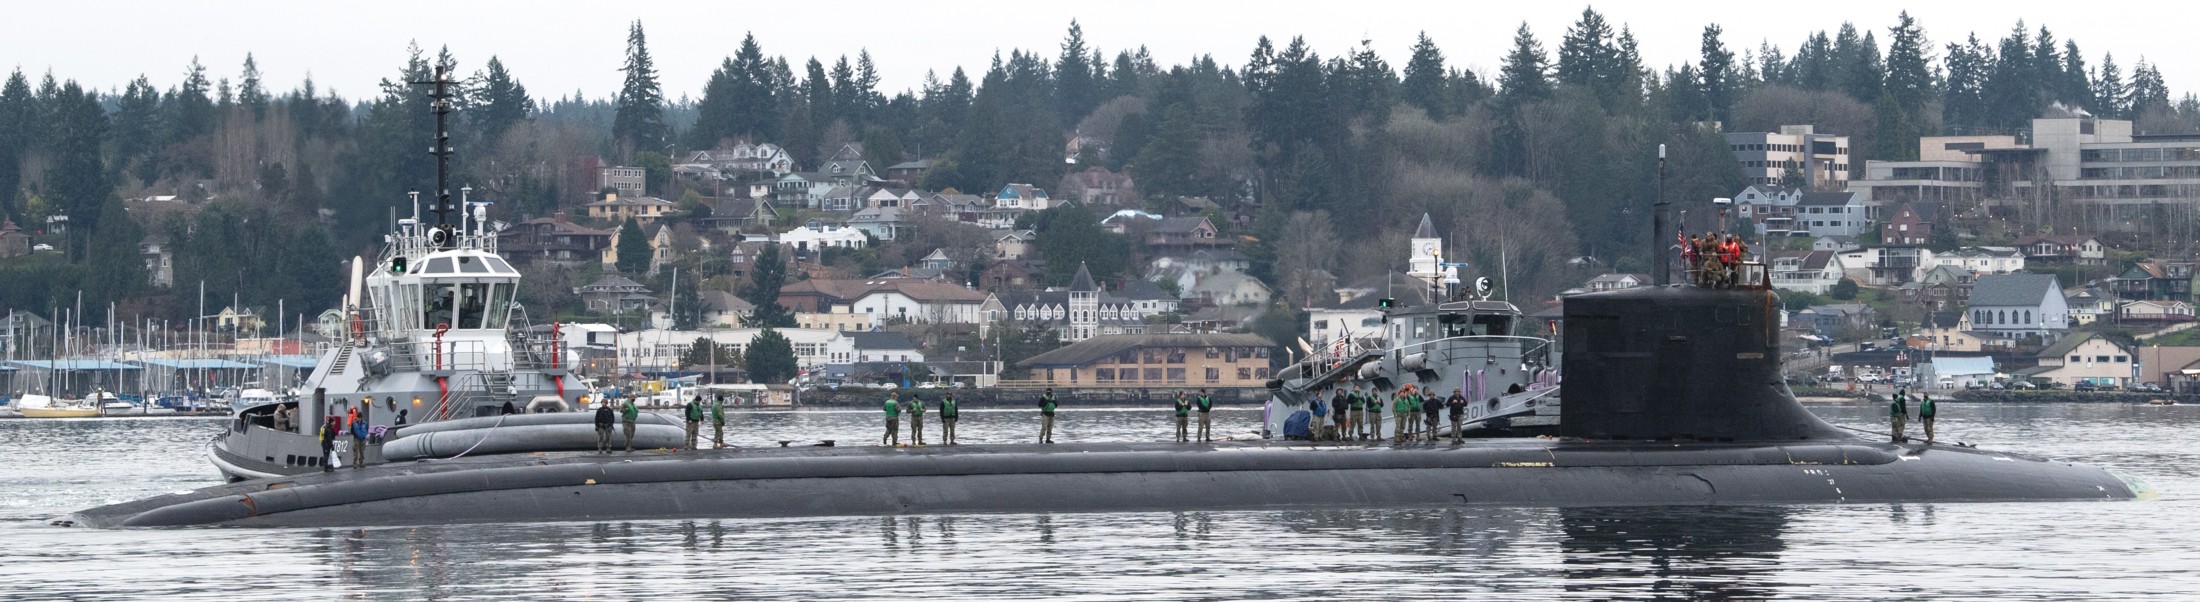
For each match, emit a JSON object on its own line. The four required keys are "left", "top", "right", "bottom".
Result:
{"left": 1195, "top": 388, "right": 1215, "bottom": 442}
{"left": 620, "top": 396, "right": 640, "bottom": 452}
{"left": 940, "top": 393, "right": 960, "bottom": 445}
{"left": 683, "top": 395, "right": 705, "bottom": 450}
{"left": 907, "top": 394, "right": 927, "bottom": 446}
{"left": 882, "top": 391, "right": 902, "bottom": 446}
{"left": 710, "top": 395, "right": 727, "bottom": 449}
{"left": 1889, "top": 388, "right": 1909, "bottom": 443}
{"left": 1347, "top": 384, "right": 1365, "bottom": 441}
{"left": 1919, "top": 393, "right": 1937, "bottom": 445}
{"left": 1038, "top": 388, "right": 1059, "bottom": 444}
{"left": 1173, "top": 391, "right": 1192, "bottom": 442}
{"left": 1394, "top": 388, "right": 1417, "bottom": 444}
{"left": 1364, "top": 385, "right": 1384, "bottom": 442}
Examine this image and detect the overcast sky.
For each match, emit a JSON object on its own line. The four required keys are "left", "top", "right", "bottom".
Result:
{"left": 10, "top": 1, "right": 2197, "bottom": 104}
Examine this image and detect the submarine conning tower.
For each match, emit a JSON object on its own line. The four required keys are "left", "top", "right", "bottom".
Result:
{"left": 1560, "top": 285, "right": 1850, "bottom": 442}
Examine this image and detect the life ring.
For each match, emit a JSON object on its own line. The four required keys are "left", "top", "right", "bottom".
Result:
{"left": 350, "top": 313, "right": 365, "bottom": 341}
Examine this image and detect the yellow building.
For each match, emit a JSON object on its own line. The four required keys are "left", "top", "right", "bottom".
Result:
{"left": 1013, "top": 333, "right": 1273, "bottom": 388}
{"left": 585, "top": 194, "right": 676, "bottom": 225}
{"left": 798, "top": 305, "right": 875, "bottom": 332}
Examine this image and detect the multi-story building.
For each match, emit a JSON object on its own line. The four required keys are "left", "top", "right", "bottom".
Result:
{"left": 1795, "top": 191, "right": 1873, "bottom": 238}
{"left": 1929, "top": 247, "right": 2025, "bottom": 275}
{"left": 1855, "top": 114, "right": 2200, "bottom": 230}
{"left": 499, "top": 213, "right": 615, "bottom": 267}
{"left": 617, "top": 328, "right": 853, "bottom": 372}
{"left": 584, "top": 194, "right": 675, "bottom": 225}
{"left": 1726, "top": 125, "right": 1850, "bottom": 189}
{"left": 1879, "top": 202, "right": 1937, "bottom": 246}
{"left": 600, "top": 165, "right": 646, "bottom": 196}
{"left": 1012, "top": 333, "right": 1274, "bottom": 387}
{"left": 1733, "top": 184, "right": 1803, "bottom": 235}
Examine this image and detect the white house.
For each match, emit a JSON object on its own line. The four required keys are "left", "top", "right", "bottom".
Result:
{"left": 1188, "top": 270, "right": 1272, "bottom": 306}
{"left": 849, "top": 331, "right": 926, "bottom": 363}
{"left": 995, "top": 183, "right": 1052, "bottom": 210}
{"left": 780, "top": 220, "right": 870, "bottom": 253}
{"left": 1733, "top": 184, "right": 1804, "bottom": 235}
{"left": 848, "top": 206, "right": 906, "bottom": 241}
{"left": 1770, "top": 251, "right": 1847, "bottom": 294}
{"left": 1967, "top": 273, "right": 2069, "bottom": 337}
{"left": 617, "top": 328, "right": 854, "bottom": 372}
{"left": 1586, "top": 273, "right": 1651, "bottom": 292}
{"left": 850, "top": 281, "right": 989, "bottom": 325}
{"left": 1931, "top": 246, "right": 2025, "bottom": 275}
{"left": 2120, "top": 299, "right": 2196, "bottom": 322}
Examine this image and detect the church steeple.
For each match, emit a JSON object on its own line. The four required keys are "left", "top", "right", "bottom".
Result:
{"left": 1068, "top": 262, "right": 1098, "bottom": 341}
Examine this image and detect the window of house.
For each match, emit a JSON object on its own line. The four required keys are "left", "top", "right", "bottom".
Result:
{"left": 1167, "top": 368, "right": 1186, "bottom": 383}
{"left": 1144, "top": 368, "right": 1163, "bottom": 381}
{"left": 1205, "top": 368, "right": 1220, "bottom": 382}
{"left": 1238, "top": 368, "right": 1252, "bottom": 380}
{"left": 2117, "top": 356, "right": 2129, "bottom": 363}
{"left": 2096, "top": 355, "right": 2111, "bottom": 363}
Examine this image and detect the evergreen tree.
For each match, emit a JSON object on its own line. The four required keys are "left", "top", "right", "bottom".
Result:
{"left": 1496, "top": 23, "right": 1553, "bottom": 107}
{"left": 2093, "top": 53, "right": 2127, "bottom": 118}
{"left": 691, "top": 57, "right": 744, "bottom": 148}
{"left": 1055, "top": 20, "right": 1099, "bottom": 124}
{"left": 1840, "top": 30, "right": 1884, "bottom": 103}
{"left": 1698, "top": 24, "right": 1737, "bottom": 123}
{"left": 1985, "top": 23, "right": 2039, "bottom": 130}
{"left": 2129, "top": 58, "right": 2170, "bottom": 115}
{"left": 165, "top": 57, "right": 216, "bottom": 147}
{"left": 1400, "top": 32, "right": 1450, "bottom": 120}
{"left": 1792, "top": 31, "right": 1834, "bottom": 91}
{"left": 1883, "top": 12, "right": 1936, "bottom": 116}
{"left": 45, "top": 82, "right": 108, "bottom": 260}
{"left": 0, "top": 70, "right": 30, "bottom": 217}
{"left": 1872, "top": 89, "right": 1916, "bottom": 161}
{"left": 471, "top": 56, "right": 530, "bottom": 148}
{"left": 613, "top": 20, "right": 668, "bottom": 154}
{"left": 1345, "top": 39, "right": 1394, "bottom": 126}
{"left": 1942, "top": 34, "right": 1992, "bottom": 132}
{"left": 743, "top": 327, "right": 798, "bottom": 384}
{"left": 1558, "top": 8, "right": 1625, "bottom": 108}
{"left": 84, "top": 196, "right": 143, "bottom": 308}
{"left": 237, "top": 53, "right": 268, "bottom": 119}
{"left": 2060, "top": 41, "right": 2093, "bottom": 113}
{"left": 111, "top": 76, "right": 161, "bottom": 186}
{"left": 2032, "top": 27, "right": 2063, "bottom": 105}
{"left": 1033, "top": 202, "right": 1128, "bottom": 286}
{"left": 740, "top": 243, "right": 795, "bottom": 328}
{"left": 615, "top": 218, "right": 650, "bottom": 275}
{"left": 720, "top": 34, "right": 781, "bottom": 144}
{"left": 1132, "top": 103, "right": 1200, "bottom": 196}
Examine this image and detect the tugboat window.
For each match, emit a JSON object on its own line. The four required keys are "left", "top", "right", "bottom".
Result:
{"left": 484, "top": 283, "right": 514, "bottom": 330}
{"left": 456, "top": 283, "right": 489, "bottom": 328}
{"left": 424, "top": 285, "right": 456, "bottom": 328}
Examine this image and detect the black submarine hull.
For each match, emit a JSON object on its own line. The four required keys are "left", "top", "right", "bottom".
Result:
{"left": 67, "top": 440, "right": 2139, "bottom": 528}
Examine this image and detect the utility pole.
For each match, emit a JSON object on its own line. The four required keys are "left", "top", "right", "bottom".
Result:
{"left": 1653, "top": 144, "right": 1670, "bottom": 285}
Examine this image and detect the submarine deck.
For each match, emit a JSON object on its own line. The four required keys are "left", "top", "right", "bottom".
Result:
{"left": 66, "top": 438, "right": 2138, "bottom": 529}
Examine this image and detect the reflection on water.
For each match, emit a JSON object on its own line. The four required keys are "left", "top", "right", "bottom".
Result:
{"left": 1561, "top": 506, "right": 1790, "bottom": 600}
{"left": 4, "top": 403, "right": 2200, "bottom": 599}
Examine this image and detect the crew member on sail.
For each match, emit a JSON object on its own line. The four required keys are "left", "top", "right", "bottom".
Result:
{"left": 1195, "top": 389, "right": 1213, "bottom": 442}
{"left": 1890, "top": 388, "right": 1909, "bottom": 443}
{"left": 1172, "top": 391, "right": 1191, "bottom": 442}
{"left": 908, "top": 394, "right": 927, "bottom": 446}
{"left": 940, "top": 393, "right": 959, "bottom": 445}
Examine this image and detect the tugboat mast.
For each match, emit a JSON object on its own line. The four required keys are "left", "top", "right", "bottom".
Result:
{"left": 410, "top": 65, "right": 458, "bottom": 247}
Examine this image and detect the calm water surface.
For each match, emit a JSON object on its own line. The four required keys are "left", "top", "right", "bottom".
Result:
{"left": 2, "top": 403, "right": 2195, "bottom": 600}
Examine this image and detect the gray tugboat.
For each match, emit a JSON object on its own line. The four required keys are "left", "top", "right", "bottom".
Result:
{"left": 1264, "top": 214, "right": 1559, "bottom": 440}
{"left": 207, "top": 67, "right": 682, "bottom": 481}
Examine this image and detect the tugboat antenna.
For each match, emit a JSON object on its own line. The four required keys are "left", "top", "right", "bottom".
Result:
{"left": 410, "top": 64, "right": 458, "bottom": 245}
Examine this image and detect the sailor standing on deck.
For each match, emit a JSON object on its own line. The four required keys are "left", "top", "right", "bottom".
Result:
{"left": 1173, "top": 391, "right": 1192, "bottom": 442}
{"left": 349, "top": 406, "right": 370, "bottom": 469}
{"left": 1446, "top": 389, "right": 1468, "bottom": 444}
{"left": 1391, "top": 388, "right": 1413, "bottom": 444}
{"left": 594, "top": 397, "right": 616, "bottom": 454}
{"left": 621, "top": 396, "right": 640, "bottom": 452}
{"left": 1329, "top": 387, "right": 1349, "bottom": 442}
{"left": 1346, "top": 382, "right": 1364, "bottom": 439}
{"left": 908, "top": 394, "right": 927, "bottom": 446}
{"left": 1920, "top": 393, "right": 1938, "bottom": 445}
{"left": 1365, "top": 386, "right": 1384, "bottom": 442}
{"left": 1195, "top": 388, "right": 1214, "bottom": 442}
{"left": 940, "top": 393, "right": 959, "bottom": 445}
{"left": 1038, "top": 388, "right": 1059, "bottom": 444}
{"left": 683, "top": 396, "right": 704, "bottom": 450}
{"left": 1890, "top": 388, "right": 1909, "bottom": 443}
{"left": 1421, "top": 389, "right": 1443, "bottom": 442}
{"left": 318, "top": 415, "right": 339, "bottom": 472}
{"left": 710, "top": 395, "right": 727, "bottom": 449}
{"left": 883, "top": 392, "right": 902, "bottom": 446}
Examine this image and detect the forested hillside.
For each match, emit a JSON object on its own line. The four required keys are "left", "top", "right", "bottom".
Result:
{"left": 1, "top": 11, "right": 2194, "bottom": 321}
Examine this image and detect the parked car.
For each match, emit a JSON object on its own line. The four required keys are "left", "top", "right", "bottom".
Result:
{"left": 31, "top": 243, "right": 52, "bottom": 251}
{"left": 2132, "top": 382, "right": 2164, "bottom": 393}
{"left": 2074, "top": 381, "right": 2097, "bottom": 392}
{"left": 2011, "top": 381, "right": 2038, "bottom": 390}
